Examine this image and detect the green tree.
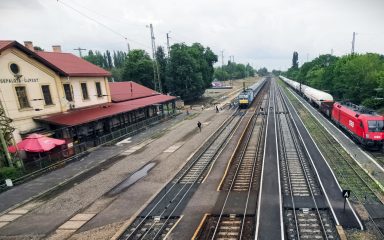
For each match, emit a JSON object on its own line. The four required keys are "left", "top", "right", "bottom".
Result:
{"left": 105, "top": 50, "right": 113, "bottom": 69}
{"left": 166, "top": 43, "right": 217, "bottom": 101}
{"left": 121, "top": 49, "right": 154, "bottom": 88}
{"left": 246, "top": 64, "right": 255, "bottom": 77}
{"left": 156, "top": 46, "right": 167, "bottom": 93}
{"left": 33, "top": 46, "right": 44, "bottom": 51}
{"left": 292, "top": 51, "right": 299, "bottom": 69}
{"left": 257, "top": 67, "right": 269, "bottom": 77}
{"left": 214, "top": 68, "right": 230, "bottom": 81}
{"left": 83, "top": 50, "right": 105, "bottom": 68}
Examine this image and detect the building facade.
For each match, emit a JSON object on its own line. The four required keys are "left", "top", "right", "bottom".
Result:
{"left": 0, "top": 40, "right": 111, "bottom": 142}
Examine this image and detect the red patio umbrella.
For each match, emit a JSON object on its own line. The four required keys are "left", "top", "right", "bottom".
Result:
{"left": 8, "top": 133, "right": 66, "bottom": 153}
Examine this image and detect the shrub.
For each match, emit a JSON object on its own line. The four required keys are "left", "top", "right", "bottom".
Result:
{"left": 0, "top": 167, "right": 24, "bottom": 181}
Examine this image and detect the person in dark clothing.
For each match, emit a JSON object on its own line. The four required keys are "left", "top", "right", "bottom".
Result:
{"left": 216, "top": 105, "right": 219, "bottom": 113}
{"left": 197, "top": 121, "right": 202, "bottom": 132}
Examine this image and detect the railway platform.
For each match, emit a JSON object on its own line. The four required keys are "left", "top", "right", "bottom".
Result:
{"left": 0, "top": 114, "right": 184, "bottom": 214}
{"left": 0, "top": 106, "right": 234, "bottom": 238}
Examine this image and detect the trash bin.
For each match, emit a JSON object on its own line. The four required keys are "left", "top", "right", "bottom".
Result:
{"left": 5, "top": 179, "right": 13, "bottom": 187}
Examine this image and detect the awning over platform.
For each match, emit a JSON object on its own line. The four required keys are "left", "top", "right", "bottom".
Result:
{"left": 34, "top": 94, "right": 176, "bottom": 126}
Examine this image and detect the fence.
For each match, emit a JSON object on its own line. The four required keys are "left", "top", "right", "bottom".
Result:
{"left": 0, "top": 113, "right": 176, "bottom": 192}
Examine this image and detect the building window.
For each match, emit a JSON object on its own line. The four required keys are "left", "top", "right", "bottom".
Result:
{"left": 63, "top": 84, "right": 73, "bottom": 101}
{"left": 41, "top": 85, "right": 53, "bottom": 105}
{"left": 81, "top": 83, "right": 89, "bottom": 100}
{"left": 15, "top": 86, "right": 30, "bottom": 109}
{"left": 95, "top": 82, "right": 102, "bottom": 97}
{"left": 10, "top": 63, "right": 20, "bottom": 75}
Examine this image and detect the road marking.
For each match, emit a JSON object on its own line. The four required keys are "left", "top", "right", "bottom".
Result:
{"left": 0, "top": 201, "right": 41, "bottom": 229}
{"left": 163, "top": 142, "right": 184, "bottom": 153}
{"left": 122, "top": 139, "right": 154, "bottom": 155}
{"left": 56, "top": 213, "right": 96, "bottom": 232}
{"left": 116, "top": 137, "right": 132, "bottom": 146}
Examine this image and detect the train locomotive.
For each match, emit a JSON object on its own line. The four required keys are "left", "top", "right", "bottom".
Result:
{"left": 238, "top": 78, "right": 267, "bottom": 109}
{"left": 280, "top": 76, "right": 384, "bottom": 149}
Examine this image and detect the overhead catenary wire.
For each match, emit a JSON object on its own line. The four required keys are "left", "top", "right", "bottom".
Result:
{"left": 56, "top": 0, "right": 151, "bottom": 50}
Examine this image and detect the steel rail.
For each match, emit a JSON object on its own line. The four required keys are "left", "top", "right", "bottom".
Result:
{"left": 239, "top": 89, "right": 268, "bottom": 239}
{"left": 291, "top": 96, "right": 384, "bottom": 238}
{"left": 274, "top": 82, "right": 300, "bottom": 239}
{"left": 211, "top": 84, "right": 268, "bottom": 240}
{"left": 151, "top": 109, "right": 254, "bottom": 240}
{"left": 210, "top": 110, "right": 257, "bottom": 239}
{"left": 277, "top": 85, "right": 331, "bottom": 240}
{"left": 120, "top": 110, "right": 242, "bottom": 240}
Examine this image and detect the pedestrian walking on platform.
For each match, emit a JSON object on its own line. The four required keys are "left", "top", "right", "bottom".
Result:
{"left": 197, "top": 121, "right": 202, "bottom": 132}
{"left": 215, "top": 105, "right": 219, "bottom": 113}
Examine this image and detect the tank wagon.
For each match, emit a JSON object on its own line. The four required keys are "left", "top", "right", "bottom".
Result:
{"left": 238, "top": 77, "right": 267, "bottom": 108}
{"left": 279, "top": 76, "right": 384, "bottom": 149}
{"left": 279, "top": 76, "right": 333, "bottom": 107}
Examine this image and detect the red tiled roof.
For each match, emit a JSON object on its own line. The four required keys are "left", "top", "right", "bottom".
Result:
{"left": 37, "top": 52, "right": 111, "bottom": 77}
{"left": 109, "top": 81, "right": 159, "bottom": 102}
{"left": 35, "top": 94, "right": 176, "bottom": 126}
{"left": 0, "top": 40, "right": 111, "bottom": 77}
{"left": 0, "top": 40, "right": 14, "bottom": 51}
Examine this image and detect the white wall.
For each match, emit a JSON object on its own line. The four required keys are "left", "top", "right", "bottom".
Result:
{"left": 0, "top": 48, "right": 62, "bottom": 141}
{"left": 59, "top": 76, "right": 110, "bottom": 109}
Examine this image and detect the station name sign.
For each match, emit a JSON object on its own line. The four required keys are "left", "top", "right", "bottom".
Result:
{"left": 0, "top": 78, "right": 39, "bottom": 84}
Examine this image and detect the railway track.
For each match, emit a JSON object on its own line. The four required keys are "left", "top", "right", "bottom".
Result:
{"left": 117, "top": 108, "right": 244, "bottom": 240}
{"left": 368, "top": 150, "right": 384, "bottom": 169}
{"left": 281, "top": 85, "right": 384, "bottom": 238}
{"left": 195, "top": 79, "right": 270, "bottom": 240}
{"left": 275, "top": 80, "right": 340, "bottom": 240}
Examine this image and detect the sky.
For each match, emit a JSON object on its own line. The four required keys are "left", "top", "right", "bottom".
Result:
{"left": 1, "top": 0, "right": 383, "bottom": 70}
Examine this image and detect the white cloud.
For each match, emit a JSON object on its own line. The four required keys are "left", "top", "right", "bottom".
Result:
{"left": 0, "top": 0, "right": 383, "bottom": 70}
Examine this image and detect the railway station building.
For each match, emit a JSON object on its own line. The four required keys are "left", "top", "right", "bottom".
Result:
{"left": 0, "top": 40, "right": 176, "bottom": 159}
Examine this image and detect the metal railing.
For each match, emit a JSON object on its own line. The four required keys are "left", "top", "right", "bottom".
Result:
{"left": 0, "top": 113, "right": 177, "bottom": 192}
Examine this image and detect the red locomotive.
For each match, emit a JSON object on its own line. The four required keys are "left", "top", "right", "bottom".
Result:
{"left": 324, "top": 101, "right": 384, "bottom": 149}
{"left": 280, "top": 76, "right": 384, "bottom": 150}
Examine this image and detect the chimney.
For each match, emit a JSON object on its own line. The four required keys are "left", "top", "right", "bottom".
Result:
{"left": 52, "top": 45, "right": 62, "bottom": 53}
{"left": 24, "top": 41, "right": 34, "bottom": 51}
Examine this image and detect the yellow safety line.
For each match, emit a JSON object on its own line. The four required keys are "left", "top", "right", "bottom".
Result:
{"left": 191, "top": 214, "right": 209, "bottom": 240}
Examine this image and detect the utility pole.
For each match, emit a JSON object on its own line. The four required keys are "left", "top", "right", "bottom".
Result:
{"left": 127, "top": 42, "right": 130, "bottom": 53}
{"left": 73, "top": 47, "right": 86, "bottom": 57}
{"left": 351, "top": 32, "right": 356, "bottom": 54}
{"left": 221, "top": 50, "right": 224, "bottom": 81}
{"left": 147, "top": 23, "right": 162, "bottom": 93}
{"left": 166, "top": 32, "right": 171, "bottom": 58}
{"left": 221, "top": 50, "right": 224, "bottom": 67}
